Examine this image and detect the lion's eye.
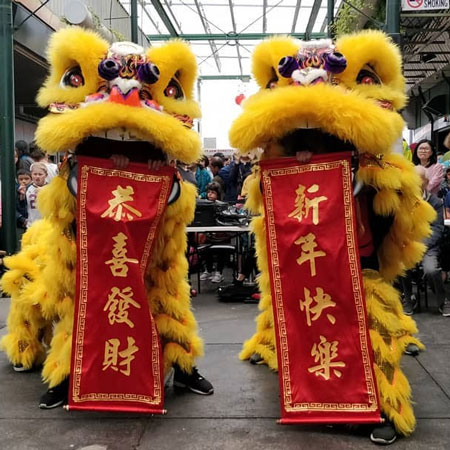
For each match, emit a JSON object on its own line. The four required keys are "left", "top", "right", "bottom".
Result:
{"left": 266, "top": 78, "right": 278, "bottom": 89}
{"left": 164, "top": 78, "right": 184, "bottom": 99}
{"left": 356, "top": 68, "right": 381, "bottom": 85}
{"left": 62, "top": 66, "right": 85, "bottom": 88}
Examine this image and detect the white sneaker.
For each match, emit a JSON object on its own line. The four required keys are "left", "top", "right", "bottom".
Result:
{"left": 210, "top": 271, "right": 223, "bottom": 283}
{"left": 199, "top": 271, "right": 211, "bottom": 281}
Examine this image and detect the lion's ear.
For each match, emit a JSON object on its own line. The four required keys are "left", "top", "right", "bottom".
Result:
{"left": 147, "top": 40, "right": 201, "bottom": 118}
{"left": 36, "top": 27, "right": 109, "bottom": 107}
{"left": 251, "top": 37, "right": 299, "bottom": 89}
{"left": 335, "top": 30, "right": 405, "bottom": 95}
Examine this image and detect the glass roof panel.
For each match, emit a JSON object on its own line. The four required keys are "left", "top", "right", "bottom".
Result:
{"left": 170, "top": 4, "right": 206, "bottom": 33}
{"left": 266, "top": 6, "right": 297, "bottom": 33}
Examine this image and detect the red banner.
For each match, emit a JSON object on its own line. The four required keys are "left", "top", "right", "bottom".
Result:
{"left": 69, "top": 156, "right": 174, "bottom": 413}
{"left": 260, "top": 153, "right": 381, "bottom": 424}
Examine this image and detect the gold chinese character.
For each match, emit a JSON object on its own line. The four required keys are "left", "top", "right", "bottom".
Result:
{"left": 104, "top": 286, "right": 141, "bottom": 328}
{"left": 295, "top": 232, "right": 326, "bottom": 277}
{"left": 289, "top": 183, "right": 328, "bottom": 225}
{"left": 300, "top": 287, "right": 336, "bottom": 326}
{"left": 105, "top": 232, "right": 139, "bottom": 277}
{"left": 308, "top": 335, "right": 345, "bottom": 380}
{"left": 101, "top": 185, "right": 143, "bottom": 222}
{"left": 102, "top": 336, "right": 139, "bottom": 376}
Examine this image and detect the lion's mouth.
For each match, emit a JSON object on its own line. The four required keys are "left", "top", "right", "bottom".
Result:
{"left": 278, "top": 128, "right": 357, "bottom": 156}
{"left": 75, "top": 133, "right": 168, "bottom": 164}
{"left": 67, "top": 133, "right": 180, "bottom": 203}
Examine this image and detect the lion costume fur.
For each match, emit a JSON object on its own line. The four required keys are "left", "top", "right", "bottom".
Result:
{"left": 1, "top": 27, "right": 205, "bottom": 389}
{"left": 229, "top": 31, "right": 435, "bottom": 436}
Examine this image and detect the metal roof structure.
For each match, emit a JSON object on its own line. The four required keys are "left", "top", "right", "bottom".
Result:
{"left": 119, "top": 0, "right": 342, "bottom": 79}
{"left": 117, "top": 1, "right": 450, "bottom": 90}
{"left": 401, "top": 11, "right": 450, "bottom": 91}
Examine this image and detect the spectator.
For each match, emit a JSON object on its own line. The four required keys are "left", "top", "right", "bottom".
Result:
{"left": 15, "top": 140, "right": 33, "bottom": 172}
{"left": 26, "top": 162, "right": 48, "bottom": 228}
{"left": 195, "top": 157, "right": 213, "bottom": 198}
{"left": 199, "top": 182, "right": 230, "bottom": 283}
{"left": 30, "top": 145, "right": 58, "bottom": 178}
{"left": 29, "top": 143, "right": 59, "bottom": 182}
{"left": 209, "top": 156, "right": 225, "bottom": 199}
{"left": 200, "top": 155, "right": 213, "bottom": 183}
{"left": 16, "top": 169, "right": 31, "bottom": 229}
{"left": 439, "top": 167, "right": 450, "bottom": 199}
{"left": 401, "top": 166, "right": 449, "bottom": 317}
{"left": 412, "top": 139, "right": 443, "bottom": 195}
{"left": 177, "top": 161, "right": 197, "bottom": 187}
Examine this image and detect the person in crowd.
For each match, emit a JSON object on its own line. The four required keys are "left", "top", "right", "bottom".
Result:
{"left": 16, "top": 169, "right": 31, "bottom": 229}
{"left": 195, "top": 157, "right": 213, "bottom": 198}
{"left": 29, "top": 143, "right": 59, "bottom": 182}
{"left": 201, "top": 155, "right": 213, "bottom": 180}
{"left": 15, "top": 140, "right": 34, "bottom": 172}
{"left": 412, "top": 139, "right": 443, "bottom": 195}
{"left": 25, "top": 162, "right": 48, "bottom": 228}
{"left": 199, "top": 182, "right": 231, "bottom": 283}
{"left": 209, "top": 156, "right": 225, "bottom": 199}
{"left": 439, "top": 167, "right": 450, "bottom": 200}
{"left": 177, "top": 160, "right": 198, "bottom": 186}
{"left": 401, "top": 166, "right": 449, "bottom": 317}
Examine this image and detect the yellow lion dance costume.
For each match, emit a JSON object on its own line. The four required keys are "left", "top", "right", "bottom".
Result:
{"left": 1, "top": 27, "right": 212, "bottom": 401}
{"left": 230, "top": 31, "right": 434, "bottom": 439}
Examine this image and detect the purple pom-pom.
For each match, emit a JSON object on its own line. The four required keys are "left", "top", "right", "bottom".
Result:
{"left": 278, "top": 56, "right": 299, "bottom": 78}
{"left": 324, "top": 52, "right": 347, "bottom": 74}
{"left": 138, "top": 62, "right": 160, "bottom": 84}
{"left": 98, "top": 58, "right": 121, "bottom": 81}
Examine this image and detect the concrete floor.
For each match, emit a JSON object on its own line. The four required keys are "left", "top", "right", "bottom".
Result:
{"left": 1, "top": 279, "right": 450, "bottom": 450}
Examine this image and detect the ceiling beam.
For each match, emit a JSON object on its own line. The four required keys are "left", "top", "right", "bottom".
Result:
{"left": 162, "top": 0, "right": 183, "bottom": 32}
{"left": 291, "top": 0, "right": 302, "bottom": 33}
{"left": 147, "top": 32, "right": 326, "bottom": 41}
{"left": 305, "top": 0, "right": 322, "bottom": 39}
{"left": 228, "top": 0, "right": 243, "bottom": 76}
{"left": 149, "top": 0, "right": 179, "bottom": 36}
{"left": 262, "top": 0, "right": 267, "bottom": 33}
{"left": 139, "top": 0, "right": 162, "bottom": 34}
{"left": 193, "top": 0, "right": 221, "bottom": 72}
{"left": 199, "top": 75, "right": 250, "bottom": 80}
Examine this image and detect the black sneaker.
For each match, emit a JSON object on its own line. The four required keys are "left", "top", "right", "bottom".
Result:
{"left": 39, "top": 378, "right": 69, "bottom": 409}
{"left": 249, "top": 353, "right": 265, "bottom": 365}
{"left": 404, "top": 343, "right": 420, "bottom": 356}
{"left": 13, "top": 363, "right": 33, "bottom": 373}
{"left": 440, "top": 299, "right": 450, "bottom": 317}
{"left": 173, "top": 366, "right": 214, "bottom": 395}
{"left": 402, "top": 295, "right": 417, "bottom": 316}
{"left": 370, "top": 420, "right": 397, "bottom": 445}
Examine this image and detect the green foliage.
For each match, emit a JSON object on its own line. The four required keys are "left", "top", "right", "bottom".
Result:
{"left": 333, "top": 0, "right": 384, "bottom": 37}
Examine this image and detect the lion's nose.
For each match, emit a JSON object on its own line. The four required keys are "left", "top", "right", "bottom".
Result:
{"left": 108, "top": 85, "right": 141, "bottom": 107}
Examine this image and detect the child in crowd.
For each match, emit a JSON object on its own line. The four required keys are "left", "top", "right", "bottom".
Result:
{"left": 199, "top": 182, "right": 231, "bottom": 283}
{"left": 26, "top": 162, "right": 48, "bottom": 228}
{"left": 16, "top": 169, "right": 32, "bottom": 229}
{"left": 29, "top": 143, "right": 59, "bottom": 182}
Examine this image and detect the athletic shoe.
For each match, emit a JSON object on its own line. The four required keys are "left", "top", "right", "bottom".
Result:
{"left": 173, "top": 366, "right": 214, "bottom": 395}
{"left": 370, "top": 420, "right": 397, "bottom": 445}
{"left": 404, "top": 343, "right": 420, "bottom": 356}
{"left": 249, "top": 353, "right": 265, "bottom": 365}
{"left": 39, "top": 378, "right": 69, "bottom": 409}
{"left": 199, "top": 271, "right": 211, "bottom": 281}
{"left": 440, "top": 299, "right": 450, "bottom": 317}
{"left": 402, "top": 295, "right": 417, "bottom": 316}
{"left": 13, "top": 363, "right": 33, "bottom": 373}
{"left": 210, "top": 271, "right": 223, "bottom": 283}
